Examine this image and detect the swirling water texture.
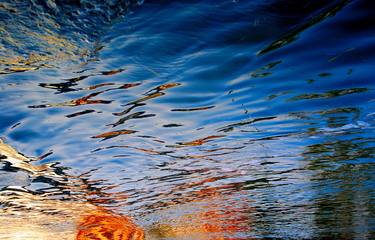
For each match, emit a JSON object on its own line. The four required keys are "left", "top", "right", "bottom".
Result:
{"left": 0, "top": 0, "right": 374, "bottom": 239}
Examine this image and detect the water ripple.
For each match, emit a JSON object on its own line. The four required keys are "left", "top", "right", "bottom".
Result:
{"left": 0, "top": 0, "right": 374, "bottom": 239}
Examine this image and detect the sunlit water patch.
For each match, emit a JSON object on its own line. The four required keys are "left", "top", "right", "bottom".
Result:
{"left": 0, "top": 0, "right": 375, "bottom": 239}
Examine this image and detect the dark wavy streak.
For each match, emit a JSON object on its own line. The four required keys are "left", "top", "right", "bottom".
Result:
{"left": 257, "top": 0, "right": 351, "bottom": 55}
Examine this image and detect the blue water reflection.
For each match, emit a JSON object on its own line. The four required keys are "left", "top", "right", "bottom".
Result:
{"left": 0, "top": 0, "right": 374, "bottom": 239}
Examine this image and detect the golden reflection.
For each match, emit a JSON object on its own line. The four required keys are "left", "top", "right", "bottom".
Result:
{"left": 145, "top": 83, "right": 181, "bottom": 94}
{"left": 0, "top": 1, "right": 91, "bottom": 74}
{"left": 92, "top": 129, "right": 137, "bottom": 140}
{"left": 0, "top": 191, "right": 145, "bottom": 240}
{"left": 175, "top": 135, "right": 225, "bottom": 147}
{"left": 77, "top": 208, "right": 144, "bottom": 240}
{"left": 147, "top": 184, "right": 252, "bottom": 240}
{"left": 0, "top": 139, "right": 145, "bottom": 240}
{"left": 139, "top": 170, "right": 253, "bottom": 239}
{"left": 90, "top": 82, "right": 180, "bottom": 142}
{"left": 0, "top": 37, "right": 88, "bottom": 74}
{"left": 29, "top": 91, "right": 113, "bottom": 108}
{"left": 0, "top": 139, "right": 57, "bottom": 176}
{"left": 1, "top": 139, "right": 252, "bottom": 239}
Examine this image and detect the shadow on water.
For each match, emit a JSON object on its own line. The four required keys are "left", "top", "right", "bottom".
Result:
{"left": 0, "top": 0, "right": 375, "bottom": 239}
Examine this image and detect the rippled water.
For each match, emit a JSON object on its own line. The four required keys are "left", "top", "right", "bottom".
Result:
{"left": 1, "top": 0, "right": 374, "bottom": 239}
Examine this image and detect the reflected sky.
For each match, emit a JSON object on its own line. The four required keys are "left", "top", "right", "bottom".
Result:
{"left": 0, "top": 0, "right": 374, "bottom": 239}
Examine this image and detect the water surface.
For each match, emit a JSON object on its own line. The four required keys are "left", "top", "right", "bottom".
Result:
{"left": 0, "top": 0, "right": 374, "bottom": 239}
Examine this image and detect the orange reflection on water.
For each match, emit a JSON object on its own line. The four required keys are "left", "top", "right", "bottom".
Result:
{"left": 77, "top": 208, "right": 144, "bottom": 240}
{"left": 148, "top": 175, "right": 253, "bottom": 240}
{"left": 1, "top": 139, "right": 145, "bottom": 240}
{"left": 1, "top": 138, "right": 252, "bottom": 240}
{"left": 149, "top": 197, "right": 252, "bottom": 239}
{"left": 92, "top": 129, "right": 137, "bottom": 140}
{"left": 175, "top": 135, "right": 225, "bottom": 147}
{"left": 29, "top": 91, "right": 112, "bottom": 108}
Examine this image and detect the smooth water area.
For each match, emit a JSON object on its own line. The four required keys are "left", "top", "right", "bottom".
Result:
{"left": 0, "top": 0, "right": 374, "bottom": 239}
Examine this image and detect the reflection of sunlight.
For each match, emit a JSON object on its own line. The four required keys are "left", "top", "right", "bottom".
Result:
{"left": 0, "top": 216, "right": 76, "bottom": 240}
{"left": 9, "top": 230, "right": 61, "bottom": 240}
{"left": 0, "top": 203, "right": 145, "bottom": 240}
{"left": 1, "top": 0, "right": 373, "bottom": 239}
{"left": 77, "top": 209, "right": 144, "bottom": 240}
{"left": 0, "top": 1, "right": 95, "bottom": 74}
{"left": 146, "top": 185, "right": 252, "bottom": 240}
{"left": 0, "top": 140, "right": 144, "bottom": 240}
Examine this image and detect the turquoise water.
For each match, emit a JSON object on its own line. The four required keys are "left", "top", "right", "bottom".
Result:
{"left": 0, "top": 0, "right": 374, "bottom": 239}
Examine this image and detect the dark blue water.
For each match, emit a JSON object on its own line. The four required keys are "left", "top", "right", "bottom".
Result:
{"left": 0, "top": 0, "right": 374, "bottom": 239}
